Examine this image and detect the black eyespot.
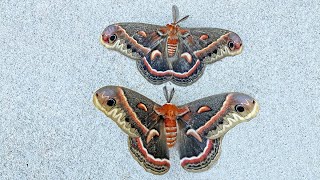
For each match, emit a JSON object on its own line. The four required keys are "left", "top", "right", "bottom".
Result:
{"left": 125, "top": 117, "right": 130, "bottom": 122}
{"left": 218, "top": 120, "right": 224, "bottom": 124}
{"left": 212, "top": 126, "right": 217, "bottom": 130}
{"left": 252, "top": 100, "right": 255, "bottom": 104}
{"left": 228, "top": 41, "right": 234, "bottom": 49}
{"left": 126, "top": 44, "right": 131, "bottom": 49}
{"left": 106, "top": 98, "right": 116, "bottom": 106}
{"left": 235, "top": 104, "right": 245, "bottom": 112}
{"left": 212, "top": 49, "right": 217, "bottom": 54}
{"left": 109, "top": 34, "right": 117, "bottom": 42}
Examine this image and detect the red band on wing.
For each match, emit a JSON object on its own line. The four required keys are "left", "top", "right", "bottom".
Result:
{"left": 117, "top": 88, "right": 149, "bottom": 134}
{"left": 117, "top": 25, "right": 151, "bottom": 54}
{"left": 194, "top": 32, "right": 231, "bottom": 57}
{"left": 143, "top": 57, "right": 200, "bottom": 78}
{"left": 136, "top": 137, "right": 171, "bottom": 167}
{"left": 196, "top": 94, "right": 232, "bottom": 134}
{"left": 180, "top": 139, "right": 213, "bottom": 167}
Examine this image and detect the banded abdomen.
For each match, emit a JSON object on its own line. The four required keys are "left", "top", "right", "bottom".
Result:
{"left": 167, "top": 38, "right": 178, "bottom": 57}
{"left": 164, "top": 118, "right": 177, "bottom": 148}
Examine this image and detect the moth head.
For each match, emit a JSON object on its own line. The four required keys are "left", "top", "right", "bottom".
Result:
{"left": 101, "top": 25, "right": 120, "bottom": 48}
{"left": 226, "top": 32, "right": 243, "bottom": 55}
{"left": 229, "top": 93, "right": 259, "bottom": 121}
{"left": 93, "top": 86, "right": 120, "bottom": 113}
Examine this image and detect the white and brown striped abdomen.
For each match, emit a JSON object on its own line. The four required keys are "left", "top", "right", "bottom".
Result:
{"left": 166, "top": 37, "right": 179, "bottom": 57}
{"left": 167, "top": 43, "right": 178, "bottom": 57}
{"left": 164, "top": 118, "right": 177, "bottom": 148}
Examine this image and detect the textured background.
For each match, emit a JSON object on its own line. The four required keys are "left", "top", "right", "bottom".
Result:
{"left": 1, "top": 0, "right": 319, "bottom": 179}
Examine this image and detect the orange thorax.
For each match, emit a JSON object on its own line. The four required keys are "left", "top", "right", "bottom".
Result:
{"left": 154, "top": 103, "right": 189, "bottom": 147}
{"left": 159, "top": 24, "right": 188, "bottom": 57}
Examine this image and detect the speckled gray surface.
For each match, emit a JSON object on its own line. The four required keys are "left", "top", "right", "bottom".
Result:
{"left": 1, "top": 0, "right": 319, "bottom": 179}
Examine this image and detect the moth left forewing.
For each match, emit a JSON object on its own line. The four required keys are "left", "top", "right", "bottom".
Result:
{"left": 117, "top": 87, "right": 163, "bottom": 136}
{"left": 116, "top": 23, "right": 163, "bottom": 47}
{"left": 94, "top": 86, "right": 162, "bottom": 137}
{"left": 187, "top": 28, "right": 243, "bottom": 64}
{"left": 101, "top": 23, "right": 163, "bottom": 60}
{"left": 115, "top": 23, "right": 175, "bottom": 84}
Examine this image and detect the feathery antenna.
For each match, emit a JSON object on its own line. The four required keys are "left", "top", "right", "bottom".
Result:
{"left": 172, "top": 5, "right": 179, "bottom": 23}
{"left": 172, "top": 5, "right": 189, "bottom": 25}
{"left": 163, "top": 86, "right": 175, "bottom": 103}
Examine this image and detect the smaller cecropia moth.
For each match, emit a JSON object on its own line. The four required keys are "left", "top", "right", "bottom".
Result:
{"left": 93, "top": 86, "right": 259, "bottom": 175}
{"left": 101, "top": 5, "right": 243, "bottom": 86}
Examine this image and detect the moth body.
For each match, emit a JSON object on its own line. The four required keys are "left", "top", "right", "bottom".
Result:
{"left": 154, "top": 103, "right": 189, "bottom": 148}
{"left": 164, "top": 118, "right": 177, "bottom": 147}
